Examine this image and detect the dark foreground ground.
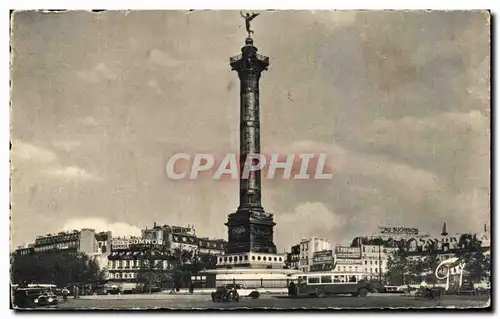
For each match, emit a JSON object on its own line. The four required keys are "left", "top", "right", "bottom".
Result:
{"left": 49, "top": 294, "right": 490, "bottom": 310}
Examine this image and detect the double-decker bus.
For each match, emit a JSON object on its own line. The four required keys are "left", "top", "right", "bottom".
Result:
{"left": 288, "top": 272, "right": 372, "bottom": 298}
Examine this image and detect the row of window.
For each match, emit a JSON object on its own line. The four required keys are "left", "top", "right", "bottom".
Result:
{"left": 108, "top": 260, "right": 168, "bottom": 269}
{"left": 218, "top": 255, "right": 284, "bottom": 263}
{"left": 34, "top": 241, "right": 78, "bottom": 252}
{"left": 308, "top": 275, "right": 358, "bottom": 284}
{"left": 108, "top": 272, "right": 137, "bottom": 279}
{"left": 171, "top": 235, "right": 225, "bottom": 249}
{"left": 35, "top": 234, "right": 79, "bottom": 245}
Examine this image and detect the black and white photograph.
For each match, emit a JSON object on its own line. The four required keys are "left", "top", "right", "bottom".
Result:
{"left": 8, "top": 8, "right": 491, "bottom": 310}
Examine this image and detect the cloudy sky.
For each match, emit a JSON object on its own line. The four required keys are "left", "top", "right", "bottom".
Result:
{"left": 10, "top": 10, "right": 490, "bottom": 251}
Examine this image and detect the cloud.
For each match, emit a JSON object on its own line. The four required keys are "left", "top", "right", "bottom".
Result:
{"left": 148, "top": 49, "right": 181, "bottom": 67}
{"left": 12, "top": 140, "right": 57, "bottom": 164}
{"left": 44, "top": 166, "right": 103, "bottom": 181}
{"left": 11, "top": 139, "right": 103, "bottom": 182}
{"left": 80, "top": 116, "right": 99, "bottom": 126}
{"left": 77, "top": 63, "right": 117, "bottom": 83}
{"left": 52, "top": 140, "right": 82, "bottom": 152}
{"left": 10, "top": 11, "right": 490, "bottom": 249}
{"left": 62, "top": 217, "right": 142, "bottom": 237}
{"left": 276, "top": 202, "right": 347, "bottom": 249}
{"left": 147, "top": 80, "right": 164, "bottom": 95}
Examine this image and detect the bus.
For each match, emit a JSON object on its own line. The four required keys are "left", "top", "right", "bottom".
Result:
{"left": 288, "top": 272, "right": 372, "bottom": 298}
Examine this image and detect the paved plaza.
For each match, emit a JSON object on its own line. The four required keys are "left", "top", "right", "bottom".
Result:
{"left": 54, "top": 294, "right": 490, "bottom": 310}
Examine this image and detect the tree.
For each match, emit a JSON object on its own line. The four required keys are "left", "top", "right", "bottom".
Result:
{"left": 136, "top": 252, "right": 170, "bottom": 294}
{"left": 414, "top": 241, "right": 440, "bottom": 278}
{"left": 385, "top": 246, "right": 419, "bottom": 285}
{"left": 455, "top": 235, "right": 490, "bottom": 283}
{"left": 11, "top": 251, "right": 104, "bottom": 287}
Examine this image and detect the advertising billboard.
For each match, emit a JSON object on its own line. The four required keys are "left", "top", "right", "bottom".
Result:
{"left": 334, "top": 246, "right": 362, "bottom": 259}
{"left": 312, "top": 250, "right": 334, "bottom": 264}
{"left": 111, "top": 238, "right": 164, "bottom": 250}
{"left": 379, "top": 226, "right": 419, "bottom": 235}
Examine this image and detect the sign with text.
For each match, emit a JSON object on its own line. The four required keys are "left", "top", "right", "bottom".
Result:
{"left": 334, "top": 246, "right": 362, "bottom": 259}
{"left": 335, "top": 258, "right": 363, "bottom": 265}
{"left": 312, "top": 250, "right": 334, "bottom": 264}
{"left": 111, "top": 238, "right": 163, "bottom": 249}
{"left": 379, "top": 226, "right": 419, "bottom": 235}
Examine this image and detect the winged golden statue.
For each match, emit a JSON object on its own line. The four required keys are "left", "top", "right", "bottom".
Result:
{"left": 240, "top": 11, "right": 260, "bottom": 37}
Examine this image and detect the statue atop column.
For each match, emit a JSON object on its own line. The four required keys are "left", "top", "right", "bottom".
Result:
{"left": 240, "top": 11, "right": 260, "bottom": 38}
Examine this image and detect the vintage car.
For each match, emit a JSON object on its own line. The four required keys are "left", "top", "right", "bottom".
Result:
{"left": 34, "top": 291, "right": 58, "bottom": 307}
{"left": 211, "top": 285, "right": 240, "bottom": 302}
{"left": 457, "top": 281, "right": 476, "bottom": 295}
{"left": 13, "top": 288, "right": 58, "bottom": 308}
{"left": 210, "top": 284, "right": 260, "bottom": 302}
{"left": 13, "top": 288, "right": 45, "bottom": 308}
{"left": 367, "top": 280, "right": 386, "bottom": 293}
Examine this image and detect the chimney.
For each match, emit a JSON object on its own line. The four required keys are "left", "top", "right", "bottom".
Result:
{"left": 441, "top": 222, "right": 448, "bottom": 236}
{"left": 154, "top": 222, "right": 157, "bottom": 228}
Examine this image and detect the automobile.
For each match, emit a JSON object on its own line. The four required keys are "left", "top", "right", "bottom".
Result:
{"left": 34, "top": 291, "right": 59, "bottom": 307}
{"left": 457, "top": 281, "right": 476, "bottom": 295}
{"left": 227, "top": 284, "right": 260, "bottom": 299}
{"left": 367, "top": 280, "right": 386, "bottom": 293}
{"left": 418, "top": 287, "right": 442, "bottom": 300}
{"left": 13, "top": 288, "right": 45, "bottom": 308}
{"left": 384, "top": 285, "right": 400, "bottom": 293}
{"left": 211, "top": 285, "right": 240, "bottom": 302}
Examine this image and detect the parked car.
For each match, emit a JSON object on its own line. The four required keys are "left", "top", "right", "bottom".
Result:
{"left": 457, "top": 281, "right": 476, "bottom": 295}
{"left": 368, "top": 280, "right": 386, "bottom": 293}
{"left": 13, "top": 288, "right": 45, "bottom": 308}
{"left": 211, "top": 284, "right": 260, "bottom": 301}
{"left": 384, "top": 285, "right": 400, "bottom": 293}
{"left": 211, "top": 285, "right": 240, "bottom": 302}
{"left": 34, "top": 291, "right": 58, "bottom": 307}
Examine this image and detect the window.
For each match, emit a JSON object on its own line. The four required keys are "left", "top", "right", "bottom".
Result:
{"left": 239, "top": 256, "right": 243, "bottom": 261}
{"left": 321, "top": 276, "right": 332, "bottom": 283}
{"left": 274, "top": 257, "right": 277, "bottom": 261}
{"left": 370, "top": 261, "right": 373, "bottom": 265}
{"left": 375, "top": 268, "right": 378, "bottom": 273}
{"left": 349, "top": 276, "right": 357, "bottom": 283}
{"left": 244, "top": 255, "right": 248, "bottom": 260}
{"left": 374, "top": 261, "right": 378, "bottom": 265}
{"left": 308, "top": 277, "right": 320, "bottom": 284}
{"left": 363, "top": 247, "right": 365, "bottom": 252}
{"left": 224, "top": 257, "right": 228, "bottom": 262}
{"left": 229, "top": 257, "right": 233, "bottom": 262}
{"left": 364, "top": 261, "right": 367, "bottom": 265}
{"left": 219, "top": 257, "right": 223, "bottom": 263}
{"left": 263, "top": 257, "right": 267, "bottom": 261}
{"left": 333, "top": 275, "right": 344, "bottom": 283}
{"left": 257, "top": 256, "right": 261, "bottom": 261}
{"left": 279, "top": 257, "right": 282, "bottom": 262}
{"left": 252, "top": 256, "right": 256, "bottom": 260}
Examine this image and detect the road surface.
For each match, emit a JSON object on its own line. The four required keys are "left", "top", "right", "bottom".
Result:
{"left": 54, "top": 294, "right": 490, "bottom": 310}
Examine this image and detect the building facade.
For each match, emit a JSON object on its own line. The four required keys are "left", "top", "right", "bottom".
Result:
{"left": 107, "top": 224, "right": 227, "bottom": 286}
{"left": 286, "top": 244, "right": 300, "bottom": 270}
{"left": 13, "top": 229, "right": 112, "bottom": 269}
{"left": 296, "top": 237, "right": 331, "bottom": 273}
